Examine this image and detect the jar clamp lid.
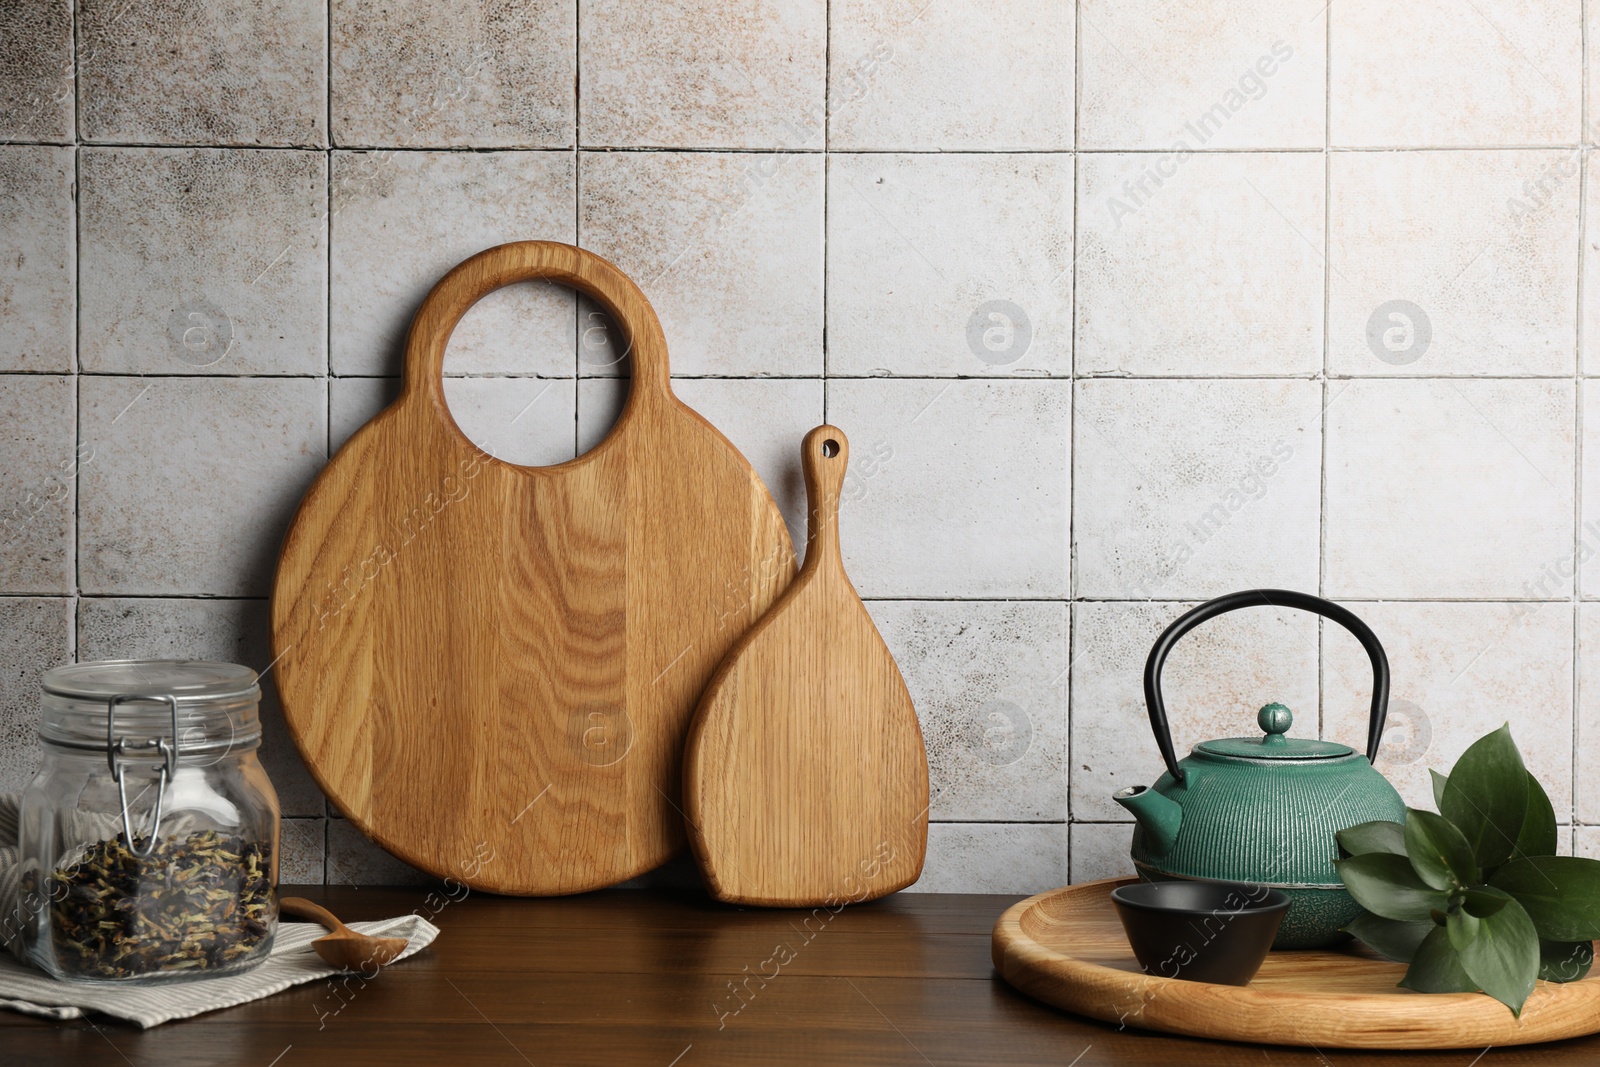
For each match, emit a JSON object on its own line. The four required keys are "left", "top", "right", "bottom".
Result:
{"left": 38, "top": 660, "right": 262, "bottom": 858}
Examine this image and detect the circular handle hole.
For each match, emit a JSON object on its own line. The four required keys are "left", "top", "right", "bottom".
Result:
{"left": 433, "top": 286, "right": 580, "bottom": 467}
{"left": 821, "top": 439, "right": 840, "bottom": 458}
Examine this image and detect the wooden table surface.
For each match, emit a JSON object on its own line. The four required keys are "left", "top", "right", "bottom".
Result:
{"left": 7, "top": 885, "right": 1600, "bottom": 1066}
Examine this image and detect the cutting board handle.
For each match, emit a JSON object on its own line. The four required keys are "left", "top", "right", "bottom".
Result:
{"left": 400, "top": 241, "right": 670, "bottom": 406}
{"left": 802, "top": 425, "right": 849, "bottom": 574}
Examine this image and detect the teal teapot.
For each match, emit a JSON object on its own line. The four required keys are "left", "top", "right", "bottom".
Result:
{"left": 1113, "top": 590, "right": 1405, "bottom": 949}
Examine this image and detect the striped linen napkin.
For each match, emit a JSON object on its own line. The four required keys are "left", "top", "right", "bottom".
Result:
{"left": 0, "top": 915, "right": 439, "bottom": 1028}
{"left": 0, "top": 795, "right": 439, "bottom": 1027}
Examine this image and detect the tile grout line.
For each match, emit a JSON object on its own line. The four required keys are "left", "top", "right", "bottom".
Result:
{"left": 1069, "top": 0, "right": 1080, "bottom": 611}
{"left": 70, "top": 0, "right": 78, "bottom": 144}
{"left": 67, "top": 0, "right": 77, "bottom": 659}
{"left": 1574, "top": 0, "right": 1589, "bottom": 834}
{"left": 18, "top": 139, "right": 1600, "bottom": 155}
{"left": 325, "top": 0, "right": 332, "bottom": 153}
{"left": 1574, "top": 375, "right": 1587, "bottom": 831}
{"left": 36, "top": 369, "right": 1600, "bottom": 381}
{"left": 821, "top": 0, "right": 831, "bottom": 427}
{"left": 1319, "top": 0, "right": 1333, "bottom": 741}
{"left": 323, "top": 0, "right": 334, "bottom": 837}
{"left": 70, "top": 0, "right": 81, "bottom": 662}
{"left": 52, "top": 592, "right": 1600, "bottom": 604}
{"left": 1062, "top": 0, "right": 1084, "bottom": 846}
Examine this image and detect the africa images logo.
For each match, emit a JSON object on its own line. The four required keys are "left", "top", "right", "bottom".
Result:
{"left": 1104, "top": 41, "right": 1294, "bottom": 228}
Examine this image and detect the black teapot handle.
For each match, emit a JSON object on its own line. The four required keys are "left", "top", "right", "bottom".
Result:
{"left": 1144, "top": 589, "right": 1390, "bottom": 785}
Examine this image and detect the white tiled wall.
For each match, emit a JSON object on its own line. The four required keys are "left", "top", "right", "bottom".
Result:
{"left": 0, "top": 0, "right": 1592, "bottom": 893}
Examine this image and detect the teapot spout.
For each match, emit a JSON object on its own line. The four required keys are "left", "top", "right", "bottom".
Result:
{"left": 1113, "top": 785, "right": 1181, "bottom": 856}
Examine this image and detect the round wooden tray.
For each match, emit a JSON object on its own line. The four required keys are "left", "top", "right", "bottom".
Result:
{"left": 992, "top": 878, "right": 1600, "bottom": 1049}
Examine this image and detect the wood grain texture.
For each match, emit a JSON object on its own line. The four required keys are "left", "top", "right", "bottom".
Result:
{"left": 993, "top": 878, "right": 1600, "bottom": 1050}
{"left": 270, "top": 241, "right": 794, "bottom": 895}
{"left": 19, "top": 887, "right": 1600, "bottom": 1065}
{"left": 0, "top": 889, "right": 1350, "bottom": 1065}
{"left": 683, "top": 425, "right": 928, "bottom": 907}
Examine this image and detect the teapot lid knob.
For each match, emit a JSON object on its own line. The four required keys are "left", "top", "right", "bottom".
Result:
{"left": 1258, "top": 703, "right": 1293, "bottom": 743}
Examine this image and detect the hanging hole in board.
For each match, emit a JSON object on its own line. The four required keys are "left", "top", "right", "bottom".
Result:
{"left": 821, "top": 439, "right": 840, "bottom": 458}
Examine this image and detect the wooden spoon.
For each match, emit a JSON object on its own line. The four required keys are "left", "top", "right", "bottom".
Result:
{"left": 280, "top": 896, "right": 409, "bottom": 971}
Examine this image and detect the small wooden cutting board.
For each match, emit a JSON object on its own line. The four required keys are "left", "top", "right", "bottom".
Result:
{"left": 683, "top": 425, "right": 928, "bottom": 907}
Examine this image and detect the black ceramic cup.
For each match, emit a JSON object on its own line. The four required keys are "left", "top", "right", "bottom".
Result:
{"left": 1110, "top": 880, "right": 1290, "bottom": 986}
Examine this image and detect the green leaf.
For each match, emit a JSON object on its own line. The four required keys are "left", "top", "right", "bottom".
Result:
{"left": 1344, "top": 911, "right": 1435, "bottom": 963}
{"left": 1336, "top": 820, "right": 1408, "bottom": 858}
{"left": 1490, "top": 856, "right": 1600, "bottom": 940}
{"left": 1447, "top": 890, "right": 1539, "bottom": 1016}
{"left": 1336, "top": 853, "right": 1451, "bottom": 922}
{"left": 1539, "top": 939, "right": 1595, "bottom": 983}
{"left": 1462, "top": 886, "right": 1510, "bottom": 917}
{"left": 1543, "top": 939, "right": 1595, "bottom": 982}
{"left": 1431, "top": 769, "right": 1450, "bottom": 811}
{"left": 1404, "top": 808, "right": 1478, "bottom": 890}
{"left": 1400, "top": 926, "right": 1479, "bottom": 994}
{"left": 1511, "top": 771, "right": 1559, "bottom": 862}
{"left": 1439, "top": 724, "right": 1528, "bottom": 870}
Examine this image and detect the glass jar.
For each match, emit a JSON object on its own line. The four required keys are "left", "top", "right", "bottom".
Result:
{"left": 18, "top": 660, "right": 280, "bottom": 983}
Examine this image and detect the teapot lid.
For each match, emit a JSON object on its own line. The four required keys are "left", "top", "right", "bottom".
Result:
{"left": 1193, "top": 703, "right": 1353, "bottom": 761}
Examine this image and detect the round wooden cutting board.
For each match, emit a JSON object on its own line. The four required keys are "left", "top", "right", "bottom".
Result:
{"left": 993, "top": 878, "right": 1600, "bottom": 1049}
{"left": 271, "top": 241, "right": 794, "bottom": 895}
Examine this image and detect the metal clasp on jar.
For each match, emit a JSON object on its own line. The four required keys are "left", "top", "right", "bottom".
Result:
{"left": 106, "top": 693, "right": 182, "bottom": 858}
